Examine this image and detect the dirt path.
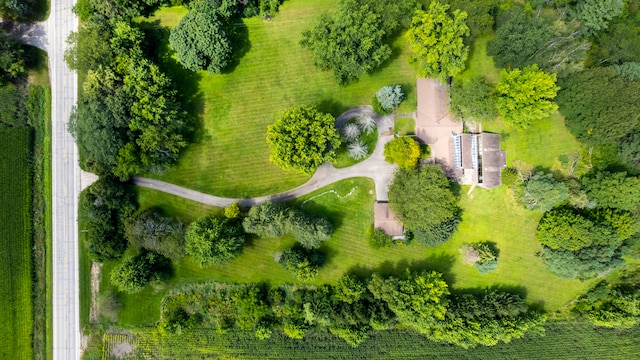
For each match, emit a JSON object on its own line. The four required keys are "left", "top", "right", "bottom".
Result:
{"left": 89, "top": 262, "right": 102, "bottom": 324}
{"left": 133, "top": 106, "right": 398, "bottom": 206}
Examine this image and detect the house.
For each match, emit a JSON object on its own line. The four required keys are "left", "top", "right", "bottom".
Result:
{"left": 373, "top": 202, "right": 404, "bottom": 238}
{"left": 415, "top": 78, "right": 507, "bottom": 188}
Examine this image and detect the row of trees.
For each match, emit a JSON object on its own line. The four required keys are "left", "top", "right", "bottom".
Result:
{"left": 159, "top": 270, "right": 545, "bottom": 348}
{"left": 67, "top": 5, "right": 191, "bottom": 180}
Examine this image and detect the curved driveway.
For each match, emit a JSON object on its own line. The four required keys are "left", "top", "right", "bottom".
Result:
{"left": 134, "top": 107, "right": 398, "bottom": 206}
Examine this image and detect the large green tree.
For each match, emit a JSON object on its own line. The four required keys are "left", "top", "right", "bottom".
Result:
{"left": 557, "top": 67, "right": 640, "bottom": 145}
{"left": 520, "top": 172, "right": 569, "bottom": 211}
{"left": 442, "top": 0, "right": 497, "bottom": 38}
{"left": 185, "top": 216, "right": 245, "bottom": 266}
{"left": 617, "top": 130, "right": 640, "bottom": 172}
{"left": 124, "top": 208, "right": 185, "bottom": 260}
{"left": 0, "top": 30, "right": 26, "bottom": 82}
{"left": 169, "top": 2, "right": 232, "bottom": 74}
{"left": 575, "top": 0, "right": 625, "bottom": 36}
{"left": 494, "top": 65, "right": 559, "bottom": 129}
{"left": 487, "top": 7, "right": 552, "bottom": 69}
{"left": 588, "top": 0, "right": 640, "bottom": 65}
{"left": 266, "top": 105, "right": 340, "bottom": 174}
{"left": 582, "top": 171, "right": 640, "bottom": 212}
{"left": 300, "top": 0, "right": 392, "bottom": 85}
{"left": 110, "top": 251, "right": 171, "bottom": 294}
{"left": 405, "top": 1, "right": 470, "bottom": 82}
{"left": 388, "top": 165, "right": 459, "bottom": 230}
{"left": 448, "top": 77, "right": 496, "bottom": 122}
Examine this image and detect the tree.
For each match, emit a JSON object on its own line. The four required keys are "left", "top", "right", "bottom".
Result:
{"left": 612, "top": 62, "right": 640, "bottom": 81}
{"left": 411, "top": 217, "right": 459, "bottom": 246}
{"left": 575, "top": 0, "right": 625, "bottom": 36}
{"left": 487, "top": 7, "right": 553, "bottom": 69}
{"left": 373, "top": 85, "right": 404, "bottom": 114}
{"left": 82, "top": 176, "right": 137, "bottom": 261}
{"left": 460, "top": 242, "right": 498, "bottom": 274}
{"left": 582, "top": 171, "right": 640, "bottom": 211}
{"left": 110, "top": 251, "right": 171, "bottom": 294}
{"left": 300, "top": 0, "right": 392, "bottom": 85}
{"left": 588, "top": 0, "right": 640, "bottom": 66}
{"left": 242, "top": 201, "right": 334, "bottom": 249}
{"left": 169, "top": 3, "right": 232, "bottom": 74}
{"left": 0, "top": 30, "right": 26, "bottom": 82}
{"left": 537, "top": 209, "right": 603, "bottom": 251}
{"left": 224, "top": 202, "right": 241, "bottom": 219}
{"left": 266, "top": 105, "right": 341, "bottom": 174}
{"left": 384, "top": 137, "right": 421, "bottom": 170}
{"left": 342, "top": 123, "right": 360, "bottom": 141}
{"left": 185, "top": 216, "right": 245, "bottom": 266}
{"left": 557, "top": 67, "right": 640, "bottom": 146}
{"left": 64, "top": 20, "right": 114, "bottom": 74}
{"left": 124, "top": 208, "right": 185, "bottom": 260}
{"left": 449, "top": 77, "right": 496, "bottom": 122}
{"left": 442, "top": 0, "right": 498, "bottom": 38}
{"left": 368, "top": 270, "right": 449, "bottom": 334}
{"left": 334, "top": 275, "right": 366, "bottom": 304}
{"left": 520, "top": 172, "right": 569, "bottom": 211}
{"left": 494, "top": 65, "right": 559, "bottom": 129}
{"left": 531, "top": 19, "right": 591, "bottom": 75}
{"left": 388, "top": 165, "right": 459, "bottom": 230}
{"left": 357, "top": 114, "right": 376, "bottom": 134}
{"left": 405, "top": 1, "right": 470, "bottom": 81}
{"left": 277, "top": 246, "right": 324, "bottom": 282}
{"left": 617, "top": 130, "right": 640, "bottom": 172}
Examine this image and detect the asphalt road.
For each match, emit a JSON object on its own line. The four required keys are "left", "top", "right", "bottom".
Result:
{"left": 48, "top": 1, "right": 81, "bottom": 359}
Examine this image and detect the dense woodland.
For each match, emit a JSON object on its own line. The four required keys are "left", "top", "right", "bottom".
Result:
{"left": 69, "top": 0, "right": 640, "bottom": 355}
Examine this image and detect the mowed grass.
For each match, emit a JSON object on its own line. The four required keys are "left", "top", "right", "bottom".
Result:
{"left": 0, "top": 126, "right": 33, "bottom": 359}
{"left": 146, "top": 1, "right": 418, "bottom": 197}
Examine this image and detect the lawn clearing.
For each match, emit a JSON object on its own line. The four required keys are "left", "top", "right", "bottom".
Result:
{"left": 458, "top": 36, "right": 501, "bottom": 85}
{"left": 144, "top": 1, "right": 418, "bottom": 197}
{"left": 0, "top": 126, "right": 34, "bottom": 359}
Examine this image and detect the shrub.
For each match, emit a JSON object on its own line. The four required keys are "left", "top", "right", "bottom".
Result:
{"left": 384, "top": 137, "right": 421, "bottom": 170}
{"left": 357, "top": 114, "right": 377, "bottom": 134}
{"left": 224, "top": 202, "right": 241, "bottom": 219}
{"left": 342, "top": 123, "right": 361, "bottom": 141}
{"left": 374, "top": 85, "right": 404, "bottom": 114}
{"left": 124, "top": 208, "right": 185, "bottom": 260}
{"left": 459, "top": 242, "right": 499, "bottom": 274}
{"left": 347, "top": 140, "right": 368, "bottom": 160}
{"left": 368, "top": 228, "right": 394, "bottom": 249}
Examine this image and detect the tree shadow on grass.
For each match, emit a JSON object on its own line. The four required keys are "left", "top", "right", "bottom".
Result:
{"left": 345, "top": 252, "right": 456, "bottom": 284}
{"left": 317, "top": 98, "right": 349, "bottom": 118}
{"left": 139, "top": 20, "right": 205, "bottom": 144}
{"left": 222, "top": 19, "right": 251, "bottom": 74}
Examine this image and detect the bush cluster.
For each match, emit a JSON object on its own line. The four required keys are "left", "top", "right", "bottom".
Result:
{"left": 243, "top": 201, "right": 333, "bottom": 249}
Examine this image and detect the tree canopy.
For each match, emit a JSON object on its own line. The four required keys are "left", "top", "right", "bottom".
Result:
{"left": 266, "top": 105, "right": 340, "bottom": 174}
{"left": 494, "top": 65, "right": 559, "bottom": 129}
{"left": 557, "top": 67, "right": 640, "bottom": 146}
{"left": 110, "top": 251, "right": 171, "bottom": 294}
{"left": 384, "top": 137, "right": 421, "bottom": 170}
{"left": 575, "top": 0, "right": 625, "bottom": 36}
{"left": 299, "top": 0, "right": 391, "bottom": 85}
{"left": 124, "top": 208, "right": 185, "bottom": 260}
{"left": 388, "top": 165, "right": 459, "bottom": 230}
{"left": 487, "top": 7, "right": 552, "bottom": 69}
{"left": 185, "top": 216, "right": 245, "bottom": 266}
{"left": 582, "top": 171, "right": 640, "bottom": 212}
{"left": 449, "top": 77, "right": 496, "bottom": 122}
{"left": 169, "top": 2, "right": 232, "bottom": 74}
{"left": 405, "top": 1, "right": 470, "bottom": 82}
{"left": 520, "top": 172, "right": 569, "bottom": 211}
{"left": 0, "top": 30, "right": 26, "bottom": 83}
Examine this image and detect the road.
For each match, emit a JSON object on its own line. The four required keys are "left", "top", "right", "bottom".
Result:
{"left": 134, "top": 107, "right": 398, "bottom": 206}
{"left": 48, "top": 1, "right": 81, "bottom": 359}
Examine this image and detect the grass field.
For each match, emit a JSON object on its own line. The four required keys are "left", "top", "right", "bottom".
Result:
{"left": 144, "top": 1, "right": 418, "bottom": 197}
{"left": 0, "top": 126, "right": 33, "bottom": 359}
{"left": 133, "top": 321, "right": 640, "bottom": 359}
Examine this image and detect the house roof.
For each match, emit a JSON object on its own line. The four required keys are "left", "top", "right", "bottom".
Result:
{"left": 480, "top": 133, "right": 507, "bottom": 189}
{"left": 373, "top": 202, "right": 404, "bottom": 237}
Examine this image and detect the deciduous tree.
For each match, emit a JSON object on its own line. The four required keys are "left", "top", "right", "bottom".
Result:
{"left": 449, "top": 77, "right": 496, "bottom": 122}
{"left": 110, "top": 250, "right": 171, "bottom": 294}
{"left": 169, "top": 2, "right": 232, "bottom": 74}
{"left": 185, "top": 216, "right": 245, "bottom": 266}
{"left": 266, "top": 105, "right": 340, "bottom": 174}
{"left": 384, "top": 137, "right": 421, "bottom": 170}
{"left": 405, "top": 1, "right": 470, "bottom": 81}
{"left": 520, "top": 172, "right": 569, "bottom": 211}
{"left": 494, "top": 65, "right": 559, "bottom": 129}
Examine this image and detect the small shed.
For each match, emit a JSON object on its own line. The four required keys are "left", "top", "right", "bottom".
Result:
{"left": 374, "top": 202, "right": 404, "bottom": 238}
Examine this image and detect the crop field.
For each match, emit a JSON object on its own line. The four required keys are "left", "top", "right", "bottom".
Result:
{"left": 130, "top": 322, "right": 640, "bottom": 359}
{"left": 0, "top": 126, "right": 33, "bottom": 359}
{"left": 144, "top": 0, "right": 418, "bottom": 197}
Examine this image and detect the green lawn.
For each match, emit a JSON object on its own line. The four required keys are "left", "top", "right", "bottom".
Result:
{"left": 144, "top": 1, "right": 418, "bottom": 197}
{"left": 457, "top": 36, "right": 501, "bottom": 85}
{"left": 0, "top": 126, "right": 33, "bottom": 359}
